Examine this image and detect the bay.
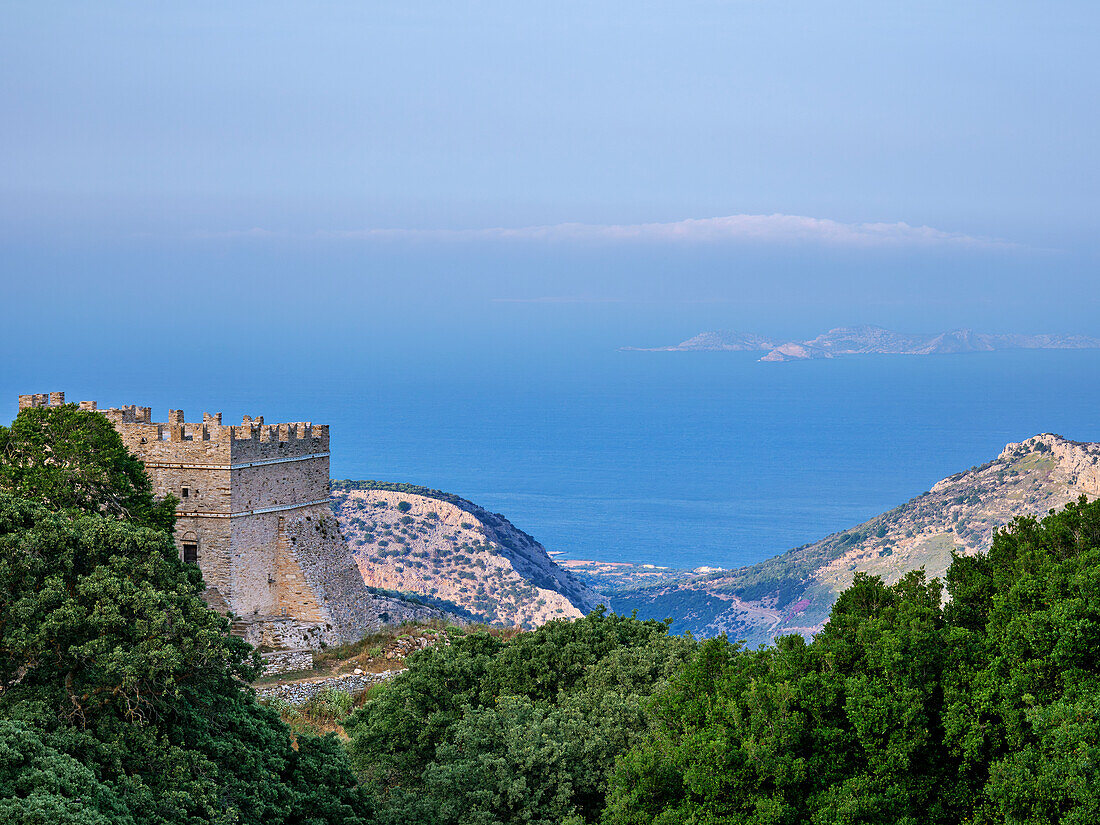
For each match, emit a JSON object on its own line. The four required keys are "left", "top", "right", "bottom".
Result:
{"left": 324, "top": 348, "right": 1100, "bottom": 570}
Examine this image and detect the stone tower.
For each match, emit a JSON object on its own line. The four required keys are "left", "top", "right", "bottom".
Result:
{"left": 16, "top": 392, "right": 385, "bottom": 648}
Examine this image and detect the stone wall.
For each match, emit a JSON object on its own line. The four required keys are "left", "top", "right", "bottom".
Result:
{"left": 284, "top": 505, "right": 390, "bottom": 642}
{"left": 260, "top": 649, "right": 314, "bottom": 676}
{"left": 240, "top": 617, "right": 331, "bottom": 650}
{"left": 17, "top": 392, "right": 452, "bottom": 650}
{"left": 254, "top": 670, "right": 399, "bottom": 705}
{"left": 178, "top": 517, "right": 232, "bottom": 611}
{"left": 231, "top": 458, "right": 329, "bottom": 512}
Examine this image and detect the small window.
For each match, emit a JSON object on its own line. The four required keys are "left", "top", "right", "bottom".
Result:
{"left": 181, "top": 486, "right": 189, "bottom": 498}
{"left": 182, "top": 542, "right": 198, "bottom": 565}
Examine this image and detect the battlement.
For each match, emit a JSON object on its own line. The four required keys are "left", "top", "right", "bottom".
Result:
{"left": 19, "top": 392, "right": 156, "bottom": 423}
{"left": 14, "top": 391, "right": 387, "bottom": 647}
{"left": 16, "top": 393, "right": 330, "bottom": 458}
{"left": 230, "top": 421, "right": 327, "bottom": 442}
{"left": 18, "top": 391, "right": 67, "bottom": 410}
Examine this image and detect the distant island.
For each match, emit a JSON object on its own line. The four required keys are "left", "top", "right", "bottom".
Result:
{"left": 626, "top": 324, "right": 1100, "bottom": 362}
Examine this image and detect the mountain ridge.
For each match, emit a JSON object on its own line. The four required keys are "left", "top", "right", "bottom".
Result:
{"left": 627, "top": 324, "right": 1100, "bottom": 361}
{"left": 603, "top": 432, "right": 1100, "bottom": 646}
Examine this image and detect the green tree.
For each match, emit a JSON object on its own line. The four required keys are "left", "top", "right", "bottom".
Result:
{"left": 0, "top": 491, "right": 369, "bottom": 824}
{"left": 943, "top": 497, "right": 1100, "bottom": 824}
{"left": 604, "top": 573, "right": 962, "bottom": 824}
{"left": 0, "top": 719, "right": 133, "bottom": 825}
{"left": 0, "top": 405, "right": 176, "bottom": 531}
{"left": 347, "top": 611, "right": 694, "bottom": 824}
{"left": 606, "top": 499, "right": 1100, "bottom": 825}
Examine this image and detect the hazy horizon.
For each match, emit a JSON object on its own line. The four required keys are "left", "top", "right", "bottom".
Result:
{"left": 3, "top": 3, "right": 1099, "bottom": 377}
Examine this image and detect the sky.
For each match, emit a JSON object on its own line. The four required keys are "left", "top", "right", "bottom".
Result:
{"left": 2, "top": 1, "right": 1099, "bottom": 390}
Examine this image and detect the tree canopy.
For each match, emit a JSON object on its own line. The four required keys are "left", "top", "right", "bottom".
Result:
{"left": 346, "top": 610, "right": 695, "bottom": 825}
{"left": 0, "top": 404, "right": 176, "bottom": 531}
{"left": 0, "top": 407, "right": 367, "bottom": 825}
{"left": 604, "top": 497, "right": 1100, "bottom": 825}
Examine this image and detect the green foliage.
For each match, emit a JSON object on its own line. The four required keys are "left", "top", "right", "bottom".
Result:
{"left": 307, "top": 688, "right": 355, "bottom": 725}
{"left": 396, "top": 501, "right": 412, "bottom": 513}
{"left": 0, "top": 491, "right": 367, "bottom": 824}
{"left": 0, "top": 405, "right": 176, "bottom": 531}
{"left": 0, "top": 412, "right": 367, "bottom": 825}
{"left": 606, "top": 571, "right": 957, "bottom": 825}
{"left": 346, "top": 610, "right": 695, "bottom": 824}
{"left": 941, "top": 497, "right": 1100, "bottom": 823}
{"left": 0, "top": 719, "right": 133, "bottom": 824}
{"left": 0, "top": 492, "right": 256, "bottom": 711}
{"left": 605, "top": 497, "right": 1100, "bottom": 825}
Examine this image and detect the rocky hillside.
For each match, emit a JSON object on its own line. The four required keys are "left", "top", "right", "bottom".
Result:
{"left": 758, "top": 326, "right": 1100, "bottom": 362}
{"left": 609, "top": 433, "right": 1100, "bottom": 646}
{"left": 331, "top": 481, "right": 601, "bottom": 628}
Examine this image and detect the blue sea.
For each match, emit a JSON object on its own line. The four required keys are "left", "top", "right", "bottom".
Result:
{"left": 326, "top": 348, "right": 1100, "bottom": 570}
{"left": 7, "top": 348, "right": 1100, "bottom": 571}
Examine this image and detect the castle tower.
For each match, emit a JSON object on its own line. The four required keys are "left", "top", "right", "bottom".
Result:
{"left": 16, "top": 393, "right": 382, "bottom": 649}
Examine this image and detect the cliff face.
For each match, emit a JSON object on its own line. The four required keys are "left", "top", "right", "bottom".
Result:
{"left": 608, "top": 433, "right": 1100, "bottom": 646}
{"left": 331, "top": 482, "right": 600, "bottom": 628}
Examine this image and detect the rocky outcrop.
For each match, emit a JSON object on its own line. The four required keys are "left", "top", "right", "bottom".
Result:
{"left": 332, "top": 482, "right": 600, "bottom": 628}
{"left": 609, "top": 433, "right": 1100, "bottom": 646}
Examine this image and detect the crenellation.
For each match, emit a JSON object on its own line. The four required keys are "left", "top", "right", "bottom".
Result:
{"left": 99, "top": 405, "right": 153, "bottom": 425}
{"left": 17, "top": 391, "right": 381, "bottom": 649}
{"left": 19, "top": 393, "right": 52, "bottom": 410}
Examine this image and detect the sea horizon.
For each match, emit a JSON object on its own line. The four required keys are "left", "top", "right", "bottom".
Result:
{"left": 7, "top": 348, "right": 1099, "bottom": 572}
{"left": 238, "top": 348, "right": 1100, "bottom": 570}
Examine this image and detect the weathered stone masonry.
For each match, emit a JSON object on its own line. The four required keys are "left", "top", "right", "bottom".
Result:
{"left": 18, "top": 392, "right": 397, "bottom": 648}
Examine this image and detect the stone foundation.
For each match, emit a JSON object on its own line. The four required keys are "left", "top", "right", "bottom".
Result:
{"left": 254, "top": 670, "right": 399, "bottom": 705}
{"left": 260, "top": 649, "right": 314, "bottom": 676}
{"left": 238, "top": 617, "right": 336, "bottom": 649}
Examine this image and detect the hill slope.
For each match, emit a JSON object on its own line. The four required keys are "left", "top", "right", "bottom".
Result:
{"left": 608, "top": 433, "right": 1100, "bottom": 645}
{"left": 331, "top": 481, "right": 600, "bottom": 628}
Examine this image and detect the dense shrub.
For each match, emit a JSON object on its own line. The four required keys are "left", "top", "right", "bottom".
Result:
{"left": 604, "top": 497, "right": 1100, "bottom": 825}
{"left": 346, "top": 611, "right": 694, "bottom": 825}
